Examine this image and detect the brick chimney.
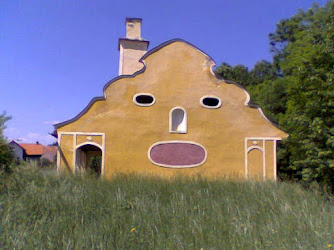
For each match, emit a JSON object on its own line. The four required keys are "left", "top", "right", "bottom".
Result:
{"left": 118, "top": 18, "right": 149, "bottom": 75}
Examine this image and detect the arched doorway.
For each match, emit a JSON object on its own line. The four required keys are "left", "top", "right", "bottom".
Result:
{"left": 247, "top": 147, "right": 264, "bottom": 180}
{"left": 75, "top": 143, "right": 102, "bottom": 176}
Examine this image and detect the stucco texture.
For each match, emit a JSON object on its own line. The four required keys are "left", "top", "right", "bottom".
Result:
{"left": 57, "top": 41, "right": 288, "bottom": 179}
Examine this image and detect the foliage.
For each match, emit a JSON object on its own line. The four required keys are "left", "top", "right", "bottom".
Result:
{"left": 0, "top": 112, "right": 14, "bottom": 173}
{"left": 48, "top": 141, "right": 58, "bottom": 146}
{"left": 89, "top": 156, "right": 102, "bottom": 175}
{"left": 215, "top": 62, "right": 251, "bottom": 86}
{"left": 1, "top": 165, "right": 333, "bottom": 249}
{"left": 273, "top": 2, "right": 334, "bottom": 190}
{"left": 214, "top": 1, "right": 334, "bottom": 191}
{"left": 215, "top": 60, "right": 278, "bottom": 87}
{"left": 0, "top": 112, "right": 10, "bottom": 140}
{"left": 0, "top": 144, "right": 14, "bottom": 173}
{"left": 40, "top": 158, "right": 55, "bottom": 168}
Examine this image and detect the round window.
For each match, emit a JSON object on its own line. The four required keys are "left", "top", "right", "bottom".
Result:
{"left": 133, "top": 93, "right": 156, "bottom": 107}
{"left": 200, "top": 96, "right": 222, "bottom": 109}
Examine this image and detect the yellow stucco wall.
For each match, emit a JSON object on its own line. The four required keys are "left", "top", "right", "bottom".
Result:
{"left": 58, "top": 134, "right": 74, "bottom": 173}
{"left": 248, "top": 148, "right": 263, "bottom": 179}
{"left": 265, "top": 140, "right": 275, "bottom": 179}
{"left": 56, "top": 41, "right": 288, "bottom": 179}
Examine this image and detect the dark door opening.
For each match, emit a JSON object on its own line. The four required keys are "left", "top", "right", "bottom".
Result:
{"left": 76, "top": 144, "right": 102, "bottom": 176}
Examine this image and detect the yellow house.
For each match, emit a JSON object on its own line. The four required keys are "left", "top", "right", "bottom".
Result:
{"left": 54, "top": 18, "right": 288, "bottom": 180}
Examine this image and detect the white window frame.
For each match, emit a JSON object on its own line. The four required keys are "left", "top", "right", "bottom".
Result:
{"left": 169, "top": 106, "right": 187, "bottom": 133}
{"left": 133, "top": 93, "right": 156, "bottom": 107}
{"left": 200, "top": 95, "right": 222, "bottom": 109}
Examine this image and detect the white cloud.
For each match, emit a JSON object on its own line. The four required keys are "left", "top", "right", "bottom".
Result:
{"left": 15, "top": 137, "right": 28, "bottom": 142}
{"left": 43, "top": 121, "right": 60, "bottom": 125}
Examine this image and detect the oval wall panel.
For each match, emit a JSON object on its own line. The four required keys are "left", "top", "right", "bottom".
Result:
{"left": 148, "top": 141, "right": 207, "bottom": 168}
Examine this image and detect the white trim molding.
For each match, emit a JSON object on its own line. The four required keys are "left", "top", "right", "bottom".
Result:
{"left": 245, "top": 137, "right": 282, "bottom": 180}
{"left": 243, "top": 89, "right": 251, "bottom": 106}
{"left": 263, "top": 140, "right": 266, "bottom": 179}
{"left": 57, "top": 132, "right": 106, "bottom": 177}
{"left": 247, "top": 146, "right": 264, "bottom": 153}
{"left": 169, "top": 106, "right": 187, "bottom": 134}
{"left": 58, "top": 132, "right": 105, "bottom": 136}
{"left": 75, "top": 141, "right": 103, "bottom": 150}
{"left": 246, "top": 137, "right": 282, "bottom": 140}
{"left": 148, "top": 140, "right": 207, "bottom": 169}
{"left": 56, "top": 133, "right": 62, "bottom": 173}
{"left": 274, "top": 140, "right": 277, "bottom": 181}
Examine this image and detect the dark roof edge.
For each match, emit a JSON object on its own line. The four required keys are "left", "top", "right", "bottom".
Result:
{"left": 125, "top": 17, "right": 142, "bottom": 23}
{"left": 223, "top": 79, "right": 288, "bottom": 134}
{"left": 53, "top": 69, "right": 148, "bottom": 129}
{"left": 140, "top": 39, "right": 215, "bottom": 63}
{"left": 54, "top": 97, "right": 105, "bottom": 129}
{"left": 55, "top": 39, "right": 287, "bottom": 135}
{"left": 223, "top": 80, "right": 259, "bottom": 108}
{"left": 8, "top": 140, "right": 24, "bottom": 149}
{"left": 54, "top": 39, "right": 215, "bottom": 130}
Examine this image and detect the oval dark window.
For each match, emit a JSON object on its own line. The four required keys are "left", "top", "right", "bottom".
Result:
{"left": 201, "top": 96, "right": 221, "bottom": 108}
{"left": 133, "top": 93, "right": 155, "bottom": 106}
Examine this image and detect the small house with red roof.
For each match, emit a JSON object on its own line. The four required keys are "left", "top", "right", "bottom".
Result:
{"left": 9, "top": 141, "right": 57, "bottom": 163}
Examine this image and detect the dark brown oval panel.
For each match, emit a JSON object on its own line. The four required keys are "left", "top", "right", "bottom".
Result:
{"left": 149, "top": 141, "right": 207, "bottom": 168}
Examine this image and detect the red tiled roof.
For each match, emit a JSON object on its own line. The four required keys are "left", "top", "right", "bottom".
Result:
{"left": 19, "top": 143, "right": 45, "bottom": 156}
{"left": 44, "top": 146, "right": 57, "bottom": 154}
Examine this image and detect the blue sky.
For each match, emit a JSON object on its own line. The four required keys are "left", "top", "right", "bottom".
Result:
{"left": 0, "top": 0, "right": 326, "bottom": 144}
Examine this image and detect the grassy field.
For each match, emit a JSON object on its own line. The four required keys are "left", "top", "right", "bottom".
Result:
{"left": 1, "top": 165, "right": 333, "bottom": 249}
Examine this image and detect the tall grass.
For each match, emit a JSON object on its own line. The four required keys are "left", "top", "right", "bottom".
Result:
{"left": 1, "top": 165, "right": 333, "bottom": 249}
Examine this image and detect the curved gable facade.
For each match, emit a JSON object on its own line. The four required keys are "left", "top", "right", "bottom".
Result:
{"left": 55, "top": 21, "right": 287, "bottom": 180}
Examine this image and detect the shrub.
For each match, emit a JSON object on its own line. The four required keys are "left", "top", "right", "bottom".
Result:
{"left": 0, "top": 143, "right": 14, "bottom": 173}
{"left": 1, "top": 165, "right": 333, "bottom": 249}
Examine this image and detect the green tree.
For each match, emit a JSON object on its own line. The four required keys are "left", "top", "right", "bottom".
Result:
{"left": 215, "top": 59, "right": 285, "bottom": 124}
{"left": 276, "top": 2, "right": 334, "bottom": 189}
{"left": 249, "top": 60, "right": 278, "bottom": 83}
{"left": 0, "top": 112, "right": 14, "bottom": 173}
{"left": 215, "top": 63, "right": 251, "bottom": 87}
{"left": 215, "top": 1, "right": 334, "bottom": 191}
